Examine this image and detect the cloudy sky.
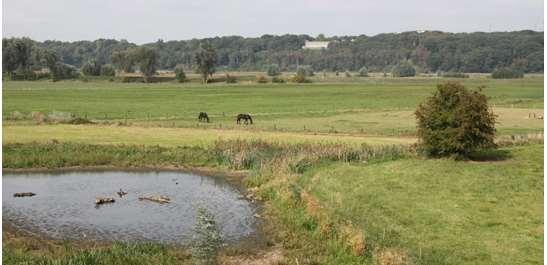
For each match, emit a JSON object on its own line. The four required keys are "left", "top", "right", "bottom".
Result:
{"left": 3, "top": 0, "right": 544, "bottom": 44}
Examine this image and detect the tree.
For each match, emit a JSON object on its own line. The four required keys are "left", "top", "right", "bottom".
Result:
{"left": 37, "top": 49, "right": 76, "bottom": 81}
{"left": 194, "top": 42, "right": 217, "bottom": 83}
{"left": 81, "top": 59, "right": 101, "bottom": 76}
{"left": 392, "top": 60, "right": 416, "bottom": 77}
{"left": 39, "top": 49, "right": 78, "bottom": 81}
{"left": 415, "top": 82, "right": 496, "bottom": 157}
{"left": 132, "top": 47, "right": 158, "bottom": 82}
{"left": 3, "top": 31, "right": 544, "bottom": 75}
{"left": 358, "top": 66, "right": 368, "bottom": 77}
{"left": 100, "top": 64, "right": 116, "bottom": 76}
{"left": 174, "top": 64, "right": 186, "bottom": 82}
{"left": 111, "top": 50, "right": 135, "bottom": 73}
{"left": 2, "top": 38, "right": 35, "bottom": 79}
{"left": 266, "top": 64, "right": 280, "bottom": 76}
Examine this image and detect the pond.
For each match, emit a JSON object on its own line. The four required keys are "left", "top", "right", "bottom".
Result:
{"left": 2, "top": 170, "right": 256, "bottom": 244}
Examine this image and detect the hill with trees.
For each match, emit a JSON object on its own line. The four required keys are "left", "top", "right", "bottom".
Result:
{"left": 3, "top": 30, "right": 543, "bottom": 78}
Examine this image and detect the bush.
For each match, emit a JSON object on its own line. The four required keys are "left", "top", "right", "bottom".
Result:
{"left": 174, "top": 64, "right": 186, "bottom": 82}
{"left": 441, "top": 71, "right": 469, "bottom": 78}
{"left": 415, "top": 82, "right": 496, "bottom": 157}
{"left": 256, "top": 75, "right": 268, "bottom": 83}
{"left": 192, "top": 207, "right": 222, "bottom": 265}
{"left": 50, "top": 63, "right": 79, "bottom": 81}
{"left": 266, "top": 64, "right": 280, "bottom": 76}
{"left": 272, "top": 76, "right": 285, "bottom": 83}
{"left": 358, "top": 67, "right": 368, "bottom": 77}
{"left": 100, "top": 64, "right": 116, "bottom": 76}
{"left": 225, "top": 74, "right": 237, "bottom": 83}
{"left": 392, "top": 60, "right": 416, "bottom": 77}
{"left": 491, "top": 67, "right": 524, "bottom": 79}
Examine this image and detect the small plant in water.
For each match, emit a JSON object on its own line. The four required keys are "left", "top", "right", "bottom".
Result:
{"left": 192, "top": 207, "right": 223, "bottom": 265}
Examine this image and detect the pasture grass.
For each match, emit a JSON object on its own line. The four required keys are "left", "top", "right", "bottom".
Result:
{"left": 296, "top": 144, "right": 544, "bottom": 264}
{"left": 2, "top": 76, "right": 543, "bottom": 136}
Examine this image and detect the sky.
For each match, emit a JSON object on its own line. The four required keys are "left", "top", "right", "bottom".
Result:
{"left": 2, "top": 0, "right": 544, "bottom": 44}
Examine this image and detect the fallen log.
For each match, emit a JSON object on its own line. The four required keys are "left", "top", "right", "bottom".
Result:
{"left": 138, "top": 195, "right": 171, "bottom": 204}
{"left": 95, "top": 197, "right": 115, "bottom": 205}
{"left": 13, "top": 192, "right": 36, "bottom": 197}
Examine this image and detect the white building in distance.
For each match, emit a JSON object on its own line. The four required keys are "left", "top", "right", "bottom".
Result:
{"left": 302, "top": 41, "right": 329, "bottom": 50}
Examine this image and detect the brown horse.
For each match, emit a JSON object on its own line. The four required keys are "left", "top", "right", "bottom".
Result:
{"left": 236, "top": 113, "right": 253, "bottom": 125}
{"left": 198, "top": 112, "right": 210, "bottom": 123}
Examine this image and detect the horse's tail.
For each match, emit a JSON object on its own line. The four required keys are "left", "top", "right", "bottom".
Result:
{"left": 248, "top": 115, "right": 253, "bottom": 124}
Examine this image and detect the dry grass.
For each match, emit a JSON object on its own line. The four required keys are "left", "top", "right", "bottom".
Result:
{"left": 3, "top": 124, "right": 416, "bottom": 148}
{"left": 374, "top": 248, "right": 411, "bottom": 265}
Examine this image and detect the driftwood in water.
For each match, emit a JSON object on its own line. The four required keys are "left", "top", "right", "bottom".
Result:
{"left": 138, "top": 195, "right": 171, "bottom": 204}
{"left": 95, "top": 197, "right": 115, "bottom": 205}
{"left": 13, "top": 192, "right": 36, "bottom": 197}
{"left": 117, "top": 189, "right": 128, "bottom": 197}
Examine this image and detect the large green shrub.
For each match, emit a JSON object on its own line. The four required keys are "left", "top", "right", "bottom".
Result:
{"left": 392, "top": 60, "right": 416, "bottom": 77}
{"left": 491, "top": 67, "right": 524, "bottom": 79}
{"left": 415, "top": 82, "right": 496, "bottom": 157}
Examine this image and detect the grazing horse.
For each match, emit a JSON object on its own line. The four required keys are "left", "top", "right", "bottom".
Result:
{"left": 236, "top": 113, "right": 253, "bottom": 125}
{"left": 198, "top": 112, "right": 210, "bottom": 123}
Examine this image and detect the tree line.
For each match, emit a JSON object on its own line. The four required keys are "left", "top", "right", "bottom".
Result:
{"left": 2, "top": 30, "right": 543, "bottom": 80}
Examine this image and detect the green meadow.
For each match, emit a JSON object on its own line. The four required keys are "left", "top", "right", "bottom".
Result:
{"left": 2, "top": 75, "right": 544, "bottom": 265}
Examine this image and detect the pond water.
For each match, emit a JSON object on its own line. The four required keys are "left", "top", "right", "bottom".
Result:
{"left": 3, "top": 170, "right": 256, "bottom": 244}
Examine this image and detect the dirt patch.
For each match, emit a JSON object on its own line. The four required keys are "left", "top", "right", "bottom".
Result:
{"left": 220, "top": 246, "right": 285, "bottom": 265}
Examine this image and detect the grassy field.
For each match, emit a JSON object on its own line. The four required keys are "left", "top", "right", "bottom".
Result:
{"left": 3, "top": 76, "right": 543, "bottom": 136}
{"left": 2, "top": 124, "right": 416, "bottom": 147}
{"left": 299, "top": 144, "right": 543, "bottom": 264}
{"left": 2, "top": 75, "right": 544, "bottom": 265}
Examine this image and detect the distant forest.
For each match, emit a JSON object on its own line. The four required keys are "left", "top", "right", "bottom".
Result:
{"left": 4, "top": 30, "right": 544, "bottom": 74}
